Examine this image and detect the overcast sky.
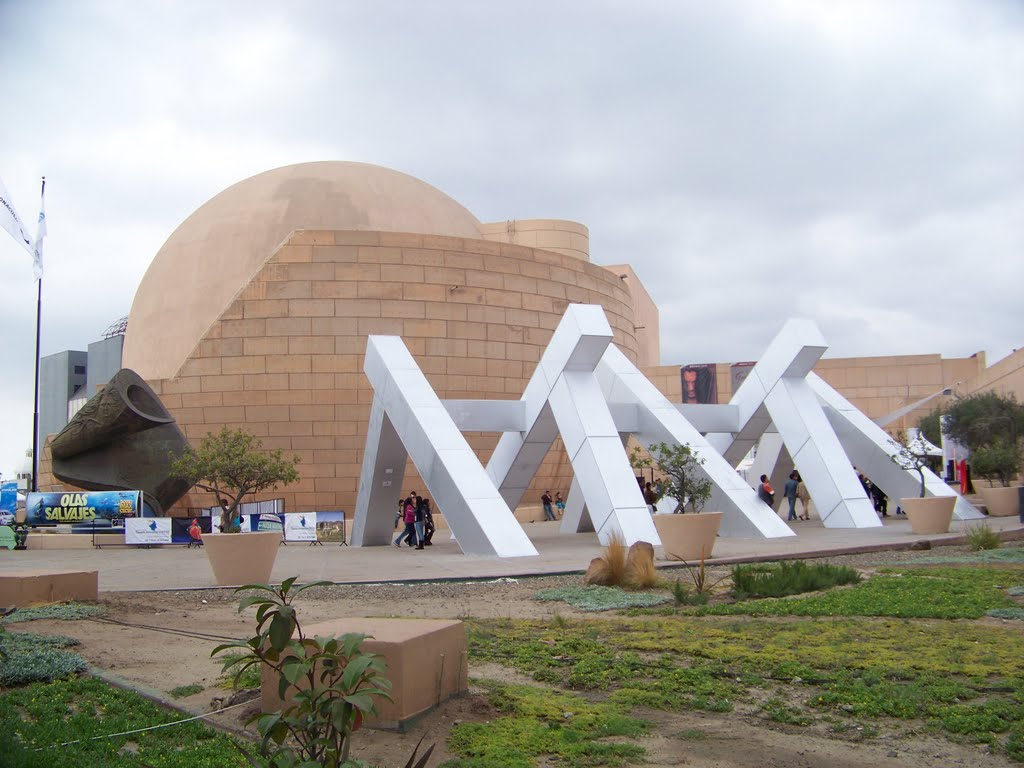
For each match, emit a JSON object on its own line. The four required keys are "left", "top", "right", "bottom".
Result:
{"left": 1, "top": 0, "right": 1021, "bottom": 479}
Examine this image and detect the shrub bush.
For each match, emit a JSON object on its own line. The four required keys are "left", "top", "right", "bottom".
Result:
{"left": 731, "top": 560, "right": 861, "bottom": 600}
{"left": 0, "top": 632, "right": 87, "bottom": 686}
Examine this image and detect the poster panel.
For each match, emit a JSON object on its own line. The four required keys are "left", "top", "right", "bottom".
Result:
{"left": 171, "top": 516, "right": 214, "bottom": 543}
{"left": 316, "top": 511, "right": 347, "bottom": 543}
{"left": 24, "top": 491, "right": 141, "bottom": 525}
{"left": 125, "top": 518, "right": 172, "bottom": 545}
{"left": 681, "top": 363, "right": 718, "bottom": 404}
{"left": 284, "top": 512, "right": 318, "bottom": 542}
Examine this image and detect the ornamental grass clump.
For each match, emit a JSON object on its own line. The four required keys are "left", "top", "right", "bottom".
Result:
{"left": 731, "top": 560, "right": 861, "bottom": 600}
{"left": 966, "top": 522, "right": 1001, "bottom": 551}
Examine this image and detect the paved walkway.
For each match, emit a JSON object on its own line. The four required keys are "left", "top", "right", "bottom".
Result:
{"left": 2, "top": 513, "right": 1021, "bottom": 593}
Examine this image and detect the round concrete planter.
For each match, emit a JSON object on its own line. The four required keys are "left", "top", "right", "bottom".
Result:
{"left": 900, "top": 497, "right": 955, "bottom": 535}
{"left": 203, "top": 531, "right": 282, "bottom": 586}
{"left": 978, "top": 485, "right": 1022, "bottom": 517}
{"left": 653, "top": 511, "right": 723, "bottom": 562}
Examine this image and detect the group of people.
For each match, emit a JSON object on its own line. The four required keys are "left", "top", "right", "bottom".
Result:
{"left": 394, "top": 492, "right": 435, "bottom": 549}
{"left": 541, "top": 491, "right": 565, "bottom": 521}
{"left": 758, "top": 471, "right": 812, "bottom": 521}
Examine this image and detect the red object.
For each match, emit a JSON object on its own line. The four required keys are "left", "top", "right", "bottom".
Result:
{"left": 958, "top": 460, "right": 968, "bottom": 495}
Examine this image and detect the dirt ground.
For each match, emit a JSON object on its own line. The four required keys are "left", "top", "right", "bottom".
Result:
{"left": 8, "top": 547, "right": 1018, "bottom": 767}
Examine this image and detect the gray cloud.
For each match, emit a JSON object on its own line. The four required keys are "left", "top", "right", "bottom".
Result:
{"left": 0, "top": 0, "right": 1021, "bottom": 476}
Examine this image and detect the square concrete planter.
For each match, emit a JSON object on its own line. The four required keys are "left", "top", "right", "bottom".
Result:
{"left": 262, "top": 617, "right": 468, "bottom": 731}
{"left": 900, "top": 497, "right": 955, "bottom": 534}
{"left": 203, "top": 531, "right": 282, "bottom": 586}
{"left": 653, "top": 511, "right": 723, "bottom": 561}
{"left": 978, "top": 485, "right": 1022, "bottom": 517}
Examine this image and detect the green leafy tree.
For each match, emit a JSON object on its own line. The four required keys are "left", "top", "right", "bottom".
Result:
{"left": 630, "top": 442, "right": 713, "bottom": 513}
{"left": 943, "top": 392, "right": 1024, "bottom": 487}
{"left": 917, "top": 408, "right": 943, "bottom": 448}
{"left": 943, "top": 392, "right": 1024, "bottom": 452}
{"left": 970, "top": 438, "right": 1022, "bottom": 488}
{"left": 170, "top": 428, "right": 300, "bottom": 532}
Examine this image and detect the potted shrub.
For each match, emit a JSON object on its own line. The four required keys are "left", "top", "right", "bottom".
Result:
{"left": 943, "top": 392, "right": 1024, "bottom": 517}
{"left": 890, "top": 437, "right": 954, "bottom": 534}
{"left": 630, "top": 442, "right": 720, "bottom": 561}
{"left": 171, "top": 428, "right": 300, "bottom": 586}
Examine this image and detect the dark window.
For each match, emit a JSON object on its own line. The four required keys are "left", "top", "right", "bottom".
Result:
{"left": 73, "top": 365, "right": 86, "bottom": 375}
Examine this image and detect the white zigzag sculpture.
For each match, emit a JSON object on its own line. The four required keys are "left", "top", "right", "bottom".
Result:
{"left": 351, "top": 306, "right": 979, "bottom": 557}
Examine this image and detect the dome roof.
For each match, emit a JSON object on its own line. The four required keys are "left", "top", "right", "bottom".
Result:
{"left": 124, "top": 162, "right": 482, "bottom": 379}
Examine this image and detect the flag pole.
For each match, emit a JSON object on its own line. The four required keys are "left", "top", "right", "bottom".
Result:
{"left": 30, "top": 176, "right": 44, "bottom": 492}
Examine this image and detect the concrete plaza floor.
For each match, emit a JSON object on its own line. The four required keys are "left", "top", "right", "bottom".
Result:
{"left": 2, "top": 512, "right": 1021, "bottom": 593}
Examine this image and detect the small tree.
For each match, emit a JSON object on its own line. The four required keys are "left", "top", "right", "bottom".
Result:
{"left": 917, "top": 408, "right": 943, "bottom": 449}
{"left": 971, "top": 438, "right": 1022, "bottom": 488}
{"left": 170, "top": 428, "right": 300, "bottom": 532}
{"left": 630, "top": 442, "right": 713, "bottom": 513}
{"left": 889, "top": 436, "right": 928, "bottom": 498}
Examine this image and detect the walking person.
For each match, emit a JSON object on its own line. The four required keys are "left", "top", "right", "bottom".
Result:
{"left": 795, "top": 472, "right": 812, "bottom": 520}
{"left": 422, "top": 498, "right": 435, "bottom": 545}
{"left": 555, "top": 492, "right": 566, "bottom": 518}
{"left": 394, "top": 495, "right": 418, "bottom": 547}
{"left": 541, "top": 491, "right": 556, "bottom": 521}
{"left": 758, "top": 474, "right": 776, "bottom": 509}
{"left": 783, "top": 471, "right": 799, "bottom": 521}
{"left": 413, "top": 495, "right": 426, "bottom": 550}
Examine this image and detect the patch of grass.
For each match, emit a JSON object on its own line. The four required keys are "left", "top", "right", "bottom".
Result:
{"left": 672, "top": 580, "right": 709, "bottom": 606}
{"left": 1, "top": 603, "right": 105, "bottom": 624}
{"left": 533, "top": 585, "right": 671, "bottom": 612}
{"left": 700, "top": 566, "right": 1021, "bottom": 619}
{"left": 900, "top": 546, "right": 1024, "bottom": 565}
{"left": 0, "top": 632, "right": 87, "bottom": 686}
{"left": 215, "top": 652, "right": 261, "bottom": 690}
{"left": 967, "top": 523, "right": 1002, "bottom": 551}
{"left": 168, "top": 683, "right": 204, "bottom": 698}
{"left": 445, "top": 680, "right": 647, "bottom": 768}
{"left": 761, "top": 697, "right": 813, "bottom": 726}
{"left": 987, "top": 608, "right": 1024, "bottom": 621}
{"left": 731, "top": 560, "right": 861, "bottom": 599}
{"left": 0, "top": 676, "right": 245, "bottom": 767}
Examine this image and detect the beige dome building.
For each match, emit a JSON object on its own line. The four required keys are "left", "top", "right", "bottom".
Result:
{"left": 122, "top": 161, "right": 661, "bottom": 515}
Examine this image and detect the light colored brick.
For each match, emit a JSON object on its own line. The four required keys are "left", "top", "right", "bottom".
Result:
{"left": 359, "top": 246, "right": 401, "bottom": 264}
{"left": 357, "top": 282, "right": 403, "bottom": 300}
{"left": 313, "top": 317, "right": 359, "bottom": 336}
{"left": 381, "top": 264, "right": 424, "bottom": 283}
{"left": 222, "top": 356, "right": 267, "bottom": 375}
{"left": 289, "top": 298, "right": 335, "bottom": 317}
{"left": 402, "top": 319, "right": 447, "bottom": 337}
{"left": 266, "top": 281, "right": 312, "bottom": 299}
{"left": 180, "top": 357, "right": 222, "bottom": 377}
{"left": 273, "top": 245, "right": 313, "bottom": 263}
{"left": 201, "top": 374, "right": 244, "bottom": 392}
{"left": 244, "top": 337, "right": 289, "bottom": 356}
{"left": 358, "top": 318, "right": 404, "bottom": 335}
{"left": 266, "top": 318, "right": 312, "bottom": 336}
{"left": 311, "top": 355, "right": 359, "bottom": 373}
{"left": 312, "top": 282, "right": 358, "bottom": 299}
{"left": 267, "top": 389, "right": 313, "bottom": 405}
{"left": 221, "top": 319, "right": 266, "bottom": 338}
{"left": 288, "top": 336, "right": 335, "bottom": 355}
{"left": 313, "top": 245, "right": 359, "bottom": 263}
{"left": 243, "top": 373, "right": 290, "bottom": 390}
{"left": 268, "top": 355, "right": 311, "bottom": 374}
{"left": 334, "top": 231, "right": 380, "bottom": 246}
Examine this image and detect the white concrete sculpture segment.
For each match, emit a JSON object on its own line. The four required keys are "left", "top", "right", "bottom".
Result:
{"left": 486, "top": 305, "right": 659, "bottom": 546}
{"left": 597, "top": 345, "right": 794, "bottom": 539}
{"left": 354, "top": 304, "right": 977, "bottom": 558}
{"left": 809, "top": 373, "right": 983, "bottom": 520}
{"left": 351, "top": 335, "right": 537, "bottom": 557}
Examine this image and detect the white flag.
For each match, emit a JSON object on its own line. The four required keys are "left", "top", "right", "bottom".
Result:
{"left": 0, "top": 175, "right": 35, "bottom": 259}
{"left": 32, "top": 178, "right": 46, "bottom": 280}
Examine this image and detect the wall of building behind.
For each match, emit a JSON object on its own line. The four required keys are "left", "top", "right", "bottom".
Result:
{"left": 38, "top": 350, "right": 87, "bottom": 447}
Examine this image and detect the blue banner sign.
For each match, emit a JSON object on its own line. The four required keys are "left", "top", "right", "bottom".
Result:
{"left": 0, "top": 481, "right": 16, "bottom": 515}
{"left": 25, "top": 491, "right": 142, "bottom": 525}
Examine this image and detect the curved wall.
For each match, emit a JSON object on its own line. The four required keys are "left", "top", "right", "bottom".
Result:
{"left": 124, "top": 162, "right": 483, "bottom": 381}
{"left": 147, "top": 230, "right": 638, "bottom": 514}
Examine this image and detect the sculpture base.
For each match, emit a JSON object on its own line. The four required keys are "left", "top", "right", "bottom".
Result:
{"left": 654, "top": 512, "right": 723, "bottom": 561}
{"left": 901, "top": 497, "right": 955, "bottom": 534}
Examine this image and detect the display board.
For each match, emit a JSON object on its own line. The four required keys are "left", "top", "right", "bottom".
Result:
{"left": 24, "top": 491, "right": 142, "bottom": 525}
{"left": 124, "top": 517, "right": 172, "bottom": 545}
{"left": 284, "top": 512, "right": 318, "bottom": 542}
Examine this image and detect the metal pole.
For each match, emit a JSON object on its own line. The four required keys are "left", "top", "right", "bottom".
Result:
{"left": 31, "top": 270, "right": 42, "bottom": 492}
{"left": 30, "top": 176, "right": 45, "bottom": 493}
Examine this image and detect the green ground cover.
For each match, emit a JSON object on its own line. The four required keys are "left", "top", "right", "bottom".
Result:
{"left": 458, "top": 560, "right": 1024, "bottom": 763}
{"left": 0, "top": 676, "right": 245, "bottom": 767}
